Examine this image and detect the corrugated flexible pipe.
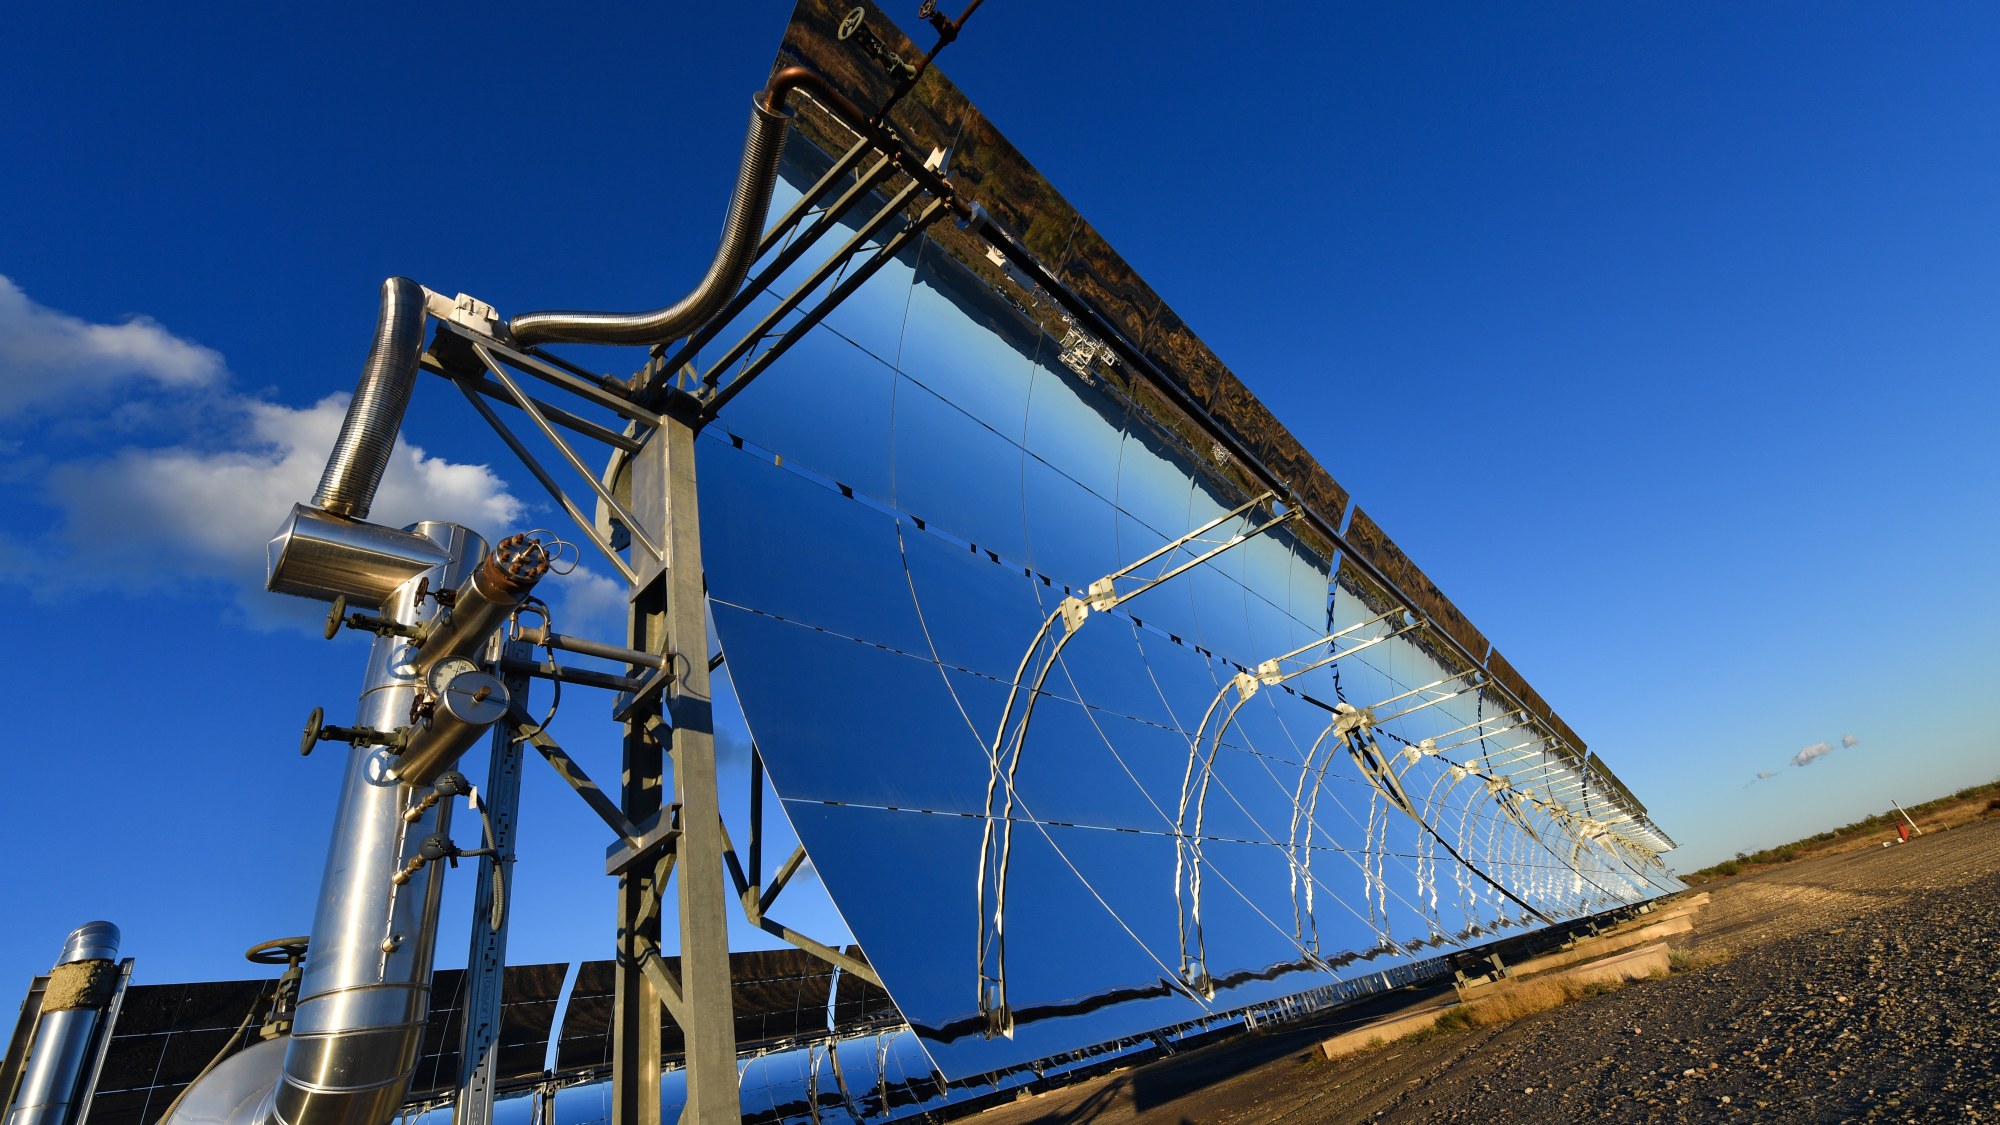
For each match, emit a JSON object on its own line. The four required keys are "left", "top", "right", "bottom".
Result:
{"left": 507, "top": 93, "right": 790, "bottom": 347}
{"left": 312, "top": 277, "right": 428, "bottom": 519}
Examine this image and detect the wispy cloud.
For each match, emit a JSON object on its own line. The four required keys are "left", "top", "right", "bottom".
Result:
{"left": 3, "top": 278, "right": 529, "bottom": 627}
{"left": 0, "top": 276, "right": 223, "bottom": 414}
{"left": 45, "top": 395, "right": 521, "bottom": 612}
{"left": 1841, "top": 733, "right": 1859, "bottom": 748}
{"left": 542, "top": 564, "right": 629, "bottom": 639}
{"left": 1791, "top": 741, "right": 1834, "bottom": 767}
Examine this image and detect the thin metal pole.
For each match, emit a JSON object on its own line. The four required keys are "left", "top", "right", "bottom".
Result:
{"left": 1890, "top": 800, "right": 1924, "bottom": 836}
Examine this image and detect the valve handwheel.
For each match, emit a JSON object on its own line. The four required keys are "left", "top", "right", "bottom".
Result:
{"left": 301, "top": 707, "right": 325, "bottom": 756}
{"left": 245, "top": 936, "right": 310, "bottom": 968}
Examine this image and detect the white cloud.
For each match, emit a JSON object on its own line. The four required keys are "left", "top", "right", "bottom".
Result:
{"left": 542, "top": 564, "right": 628, "bottom": 633}
{"left": 44, "top": 393, "right": 523, "bottom": 620}
{"left": 0, "top": 275, "right": 223, "bottom": 414}
{"left": 1841, "top": 733, "right": 1859, "bottom": 748}
{"left": 1791, "top": 741, "right": 1833, "bottom": 767}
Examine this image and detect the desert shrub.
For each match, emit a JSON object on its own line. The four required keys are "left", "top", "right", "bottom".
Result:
{"left": 1668, "top": 948, "right": 1728, "bottom": 973}
{"left": 1431, "top": 1007, "right": 1476, "bottom": 1033}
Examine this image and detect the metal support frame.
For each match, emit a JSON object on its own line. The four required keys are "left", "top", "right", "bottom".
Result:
{"left": 417, "top": 132, "right": 948, "bottom": 1123}
{"left": 649, "top": 416, "right": 739, "bottom": 1125}
{"left": 979, "top": 492, "right": 1297, "bottom": 1033}
{"left": 716, "top": 751, "right": 884, "bottom": 989}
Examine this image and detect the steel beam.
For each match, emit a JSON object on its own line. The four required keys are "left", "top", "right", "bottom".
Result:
{"left": 451, "top": 666, "right": 529, "bottom": 1125}
{"left": 654, "top": 415, "right": 740, "bottom": 1125}
{"left": 608, "top": 424, "right": 664, "bottom": 1120}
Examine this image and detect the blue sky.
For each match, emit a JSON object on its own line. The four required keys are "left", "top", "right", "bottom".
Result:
{"left": 2, "top": 0, "right": 1995, "bottom": 995}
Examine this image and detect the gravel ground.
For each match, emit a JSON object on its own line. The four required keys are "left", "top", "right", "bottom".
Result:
{"left": 968, "top": 815, "right": 2000, "bottom": 1125}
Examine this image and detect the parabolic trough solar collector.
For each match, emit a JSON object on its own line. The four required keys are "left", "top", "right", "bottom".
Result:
{"left": 699, "top": 0, "right": 1681, "bottom": 1080}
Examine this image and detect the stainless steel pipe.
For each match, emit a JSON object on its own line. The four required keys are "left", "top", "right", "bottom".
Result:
{"left": 312, "top": 277, "right": 428, "bottom": 520}
{"left": 169, "top": 524, "right": 485, "bottom": 1125}
{"left": 271, "top": 522, "right": 482, "bottom": 1125}
{"left": 507, "top": 95, "right": 790, "bottom": 347}
{"left": 5, "top": 923, "right": 121, "bottom": 1125}
{"left": 266, "top": 504, "right": 451, "bottom": 608}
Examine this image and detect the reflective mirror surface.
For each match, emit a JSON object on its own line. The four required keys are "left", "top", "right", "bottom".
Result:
{"left": 700, "top": 149, "right": 1679, "bottom": 1083}
{"left": 693, "top": 0, "right": 1680, "bottom": 1079}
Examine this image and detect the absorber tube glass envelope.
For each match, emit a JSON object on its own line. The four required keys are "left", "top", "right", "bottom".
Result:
{"left": 697, "top": 66, "right": 1678, "bottom": 1077}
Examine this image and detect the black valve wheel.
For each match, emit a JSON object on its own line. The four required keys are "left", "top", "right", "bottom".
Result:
{"left": 245, "top": 936, "right": 310, "bottom": 967}
{"left": 301, "top": 707, "right": 324, "bottom": 756}
{"left": 323, "top": 596, "right": 348, "bottom": 640}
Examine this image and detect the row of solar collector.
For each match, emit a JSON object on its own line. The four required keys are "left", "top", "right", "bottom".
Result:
{"left": 58, "top": 941, "right": 1498, "bottom": 1125}
{"left": 769, "top": 0, "right": 1662, "bottom": 851}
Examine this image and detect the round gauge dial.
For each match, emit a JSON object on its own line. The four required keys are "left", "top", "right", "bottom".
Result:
{"left": 424, "top": 656, "right": 482, "bottom": 697}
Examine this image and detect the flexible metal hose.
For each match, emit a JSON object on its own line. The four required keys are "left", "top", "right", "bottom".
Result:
{"left": 507, "top": 95, "right": 791, "bottom": 347}
{"left": 312, "top": 277, "right": 428, "bottom": 519}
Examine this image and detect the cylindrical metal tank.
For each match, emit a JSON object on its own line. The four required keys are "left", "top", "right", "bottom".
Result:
{"left": 6, "top": 922, "right": 122, "bottom": 1125}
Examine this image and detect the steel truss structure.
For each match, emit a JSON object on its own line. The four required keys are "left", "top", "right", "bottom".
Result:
{"left": 413, "top": 117, "right": 969, "bottom": 1121}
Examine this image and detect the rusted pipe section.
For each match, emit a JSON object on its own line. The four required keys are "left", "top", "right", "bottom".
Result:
{"left": 411, "top": 532, "right": 553, "bottom": 673}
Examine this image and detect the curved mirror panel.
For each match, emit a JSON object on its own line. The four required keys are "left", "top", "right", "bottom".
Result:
{"left": 697, "top": 67, "right": 1682, "bottom": 1079}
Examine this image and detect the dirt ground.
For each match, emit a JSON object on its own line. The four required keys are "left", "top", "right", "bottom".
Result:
{"left": 964, "top": 816, "right": 2000, "bottom": 1124}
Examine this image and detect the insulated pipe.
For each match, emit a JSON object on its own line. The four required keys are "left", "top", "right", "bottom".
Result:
{"left": 272, "top": 523, "right": 482, "bottom": 1125}
{"left": 266, "top": 504, "right": 450, "bottom": 608}
{"left": 506, "top": 94, "right": 791, "bottom": 347}
{"left": 312, "top": 278, "right": 428, "bottom": 520}
{"left": 5, "top": 923, "right": 121, "bottom": 1125}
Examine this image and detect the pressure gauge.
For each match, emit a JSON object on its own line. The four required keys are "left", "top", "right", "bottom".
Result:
{"left": 425, "top": 655, "right": 482, "bottom": 698}
{"left": 432, "top": 665, "right": 510, "bottom": 728}
{"left": 395, "top": 660, "right": 512, "bottom": 785}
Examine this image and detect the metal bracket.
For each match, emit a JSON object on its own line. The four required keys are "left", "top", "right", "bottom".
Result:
{"left": 514, "top": 721, "right": 646, "bottom": 844}
{"left": 611, "top": 664, "right": 678, "bottom": 723}
{"left": 715, "top": 793, "right": 884, "bottom": 989}
{"left": 1057, "top": 595, "right": 1089, "bottom": 635}
{"left": 605, "top": 808, "right": 683, "bottom": 877}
